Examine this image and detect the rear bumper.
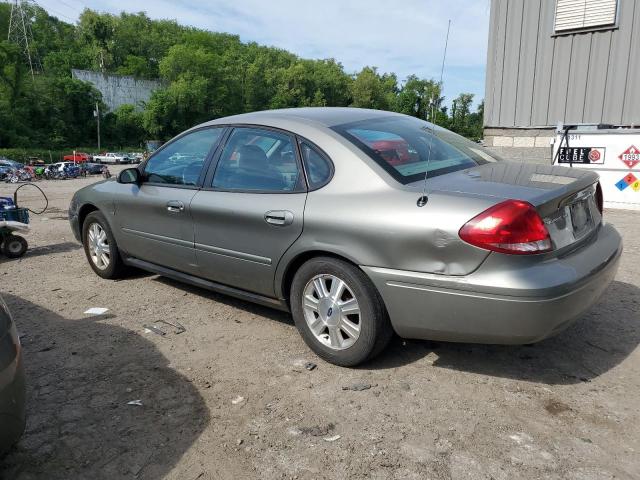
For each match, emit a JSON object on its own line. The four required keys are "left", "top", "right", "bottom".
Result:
{"left": 363, "top": 223, "right": 622, "bottom": 344}
{"left": 0, "top": 332, "right": 26, "bottom": 454}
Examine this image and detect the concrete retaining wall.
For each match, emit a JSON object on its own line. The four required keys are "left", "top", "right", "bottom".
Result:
{"left": 72, "top": 69, "right": 163, "bottom": 112}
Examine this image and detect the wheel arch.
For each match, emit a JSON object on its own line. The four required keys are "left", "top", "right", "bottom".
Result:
{"left": 278, "top": 249, "right": 362, "bottom": 304}
{"left": 77, "top": 203, "right": 100, "bottom": 239}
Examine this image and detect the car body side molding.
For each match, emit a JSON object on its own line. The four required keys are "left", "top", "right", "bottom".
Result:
{"left": 194, "top": 242, "right": 272, "bottom": 265}
{"left": 122, "top": 227, "right": 194, "bottom": 249}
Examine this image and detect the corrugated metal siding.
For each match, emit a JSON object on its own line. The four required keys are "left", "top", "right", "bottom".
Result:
{"left": 485, "top": 0, "right": 509, "bottom": 126}
{"left": 485, "top": 0, "right": 639, "bottom": 127}
{"left": 564, "top": 33, "right": 592, "bottom": 121}
{"left": 514, "top": 0, "right": 542, "bottom": 126}
{"left": 499, "top": 0, "right": 525, "bottom": 126}
{"left": 583, "top": 30, "right": 612, "bottom": 120}
{"left": 621, "top": 0, "right": 640, "bottom": 123}
{"left": 602, "top": 0, "right": 634, "bottom": 122}
{"left": 530, "top": 1, "right": 557, "bottom": 125}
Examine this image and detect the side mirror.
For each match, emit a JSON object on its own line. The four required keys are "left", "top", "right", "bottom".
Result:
{"left": 118, "top": 167, "right": 141, "bottom": 184}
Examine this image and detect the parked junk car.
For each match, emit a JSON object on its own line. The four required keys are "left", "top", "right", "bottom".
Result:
{"left": 69, "top": 108, "right": 622, "bottom": 366}
{"left": 0, "top": 166, "right": 12, "bottom": 181}
{"left": 0, "top": 159, "right": 23, "bottom": 170}
{"left": 0, "top": 294, "right": 26, "bottom": 454}
{"left": 93, "top": 152, "right": 131, "bottom": 164}
{"left": 46, "top": 162, "right": 80, "bottom": 179}
{"left": 63, "top": 152, "right": 91, "bottom": 163}
{"left": 84, "top": 162, "right": 105, "bottom": 175}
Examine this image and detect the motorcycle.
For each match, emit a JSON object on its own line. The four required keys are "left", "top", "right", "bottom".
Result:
{"left": 4, "top": 168, "right": 32, "bottom": 184}
{"left": 33, "top": 165, "right": 46, "bottom": 180}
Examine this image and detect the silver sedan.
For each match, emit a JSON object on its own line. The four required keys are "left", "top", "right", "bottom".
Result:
{"left": 69, "top": 108, "right": 622, "bottom": 366}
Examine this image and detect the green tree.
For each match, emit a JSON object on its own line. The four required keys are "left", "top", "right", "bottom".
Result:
{"left": 350, "top": 67, "right": 397, "bottom": 110}
{"left": 105, "top": 104, "right": 145, "bottom": 146}
{"left": 396, "top": 75, "right": 443, "bottom": 122}
{"left": 449, "top": 93, "right": 482, "bottom": 139}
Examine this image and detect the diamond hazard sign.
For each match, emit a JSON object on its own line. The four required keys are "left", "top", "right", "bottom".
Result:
{"left": 615, "top": 173, "right": 638, "bottom": 191}
{"left": 619, "top": 145, "right": 640, "bottom": 168}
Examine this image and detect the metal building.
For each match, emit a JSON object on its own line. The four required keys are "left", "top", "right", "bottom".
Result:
{"left": 483, "top": 0, "right": 640, "bottom": 163}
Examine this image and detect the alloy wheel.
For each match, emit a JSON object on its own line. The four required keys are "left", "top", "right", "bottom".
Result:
{"left": 87, "top": 223, "right": 110, "bottom": 270}
{"left": 302, "top": 274, "right": 361, "bottom": 350}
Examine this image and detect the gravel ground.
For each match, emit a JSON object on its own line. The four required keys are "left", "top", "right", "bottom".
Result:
{"left": 0, "top": 170, "right": 639, "bottom": 480}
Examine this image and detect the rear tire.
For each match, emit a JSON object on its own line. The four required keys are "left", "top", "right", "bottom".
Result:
{"left": 82, "top": 211, "right": 126, "bottom": 279}
{"left": 290, "top": 257, "right": 392, "bottom": 367}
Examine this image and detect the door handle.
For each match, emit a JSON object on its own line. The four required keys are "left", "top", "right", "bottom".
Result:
{"left": 166, "top": 200, "right": 185, "bottom": 213}
{"left": 264, "top": 210, "right": 294, "bottom": 226}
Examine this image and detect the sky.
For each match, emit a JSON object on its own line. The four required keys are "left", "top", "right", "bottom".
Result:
{"left": 39, "top": 0, "right": 491, "bottom": 108}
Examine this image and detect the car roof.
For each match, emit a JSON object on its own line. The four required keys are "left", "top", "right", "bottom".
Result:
{"left": 201, "top": 107, "right": 403, "bottom": 129}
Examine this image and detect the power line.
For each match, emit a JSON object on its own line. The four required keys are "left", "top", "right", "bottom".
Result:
{"left": 58, "top": 0, "right": 79, "bottom": 10}
{"left": 37, "top": 0, "right": 77, "bottom": 21}
{"left": 56, "top": 0, "right": 83, "bottom": 17}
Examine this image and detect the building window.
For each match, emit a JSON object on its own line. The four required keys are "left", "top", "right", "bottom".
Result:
{"left": 554, "top": 0, "right": 618, "bottom": 33}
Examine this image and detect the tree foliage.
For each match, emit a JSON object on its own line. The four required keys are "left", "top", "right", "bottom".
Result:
{"left": 0, "top": 4, "right": 484, "bottom": 149}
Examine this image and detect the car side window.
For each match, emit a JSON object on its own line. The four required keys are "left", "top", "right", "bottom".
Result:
{"left": 300, "top": 141, "right": 333, "bottom": 188}
{"left": 144, "top": 128, "right": 222, "bottom": 186}
{"left": 212, "top": 128, "right": 300, "bottom": 192}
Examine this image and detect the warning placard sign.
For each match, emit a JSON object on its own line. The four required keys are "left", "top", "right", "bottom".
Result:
{"left": 619, "top": 145, "right": 640, "bottom": 168}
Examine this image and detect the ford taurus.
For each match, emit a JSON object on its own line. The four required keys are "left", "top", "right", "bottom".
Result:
{"left": 69, "top": 108, "right": 622, "bottom": 366}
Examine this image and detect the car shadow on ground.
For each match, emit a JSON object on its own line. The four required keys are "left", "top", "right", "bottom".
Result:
{"left": 154, "top": 276, "right": 294, "bottom": 326}
{"left": 367, "top": 281, "right": 640, "bottom": 385}
{"left": 0, "top": 242, "right": 82, "bottom": 262}
{"left": 150, "top": 275, "right": 639, "bottom": 386}
{"left": 0, "top": 293, "right": 209, "bottom": 480}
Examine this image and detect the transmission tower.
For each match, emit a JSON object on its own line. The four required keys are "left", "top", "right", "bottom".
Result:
{"left": 7, "top": 0, "right": 42, "bottom": 79}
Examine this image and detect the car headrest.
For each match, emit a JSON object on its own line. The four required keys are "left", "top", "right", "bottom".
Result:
{"left": 237, "top": 145, "right": 268, "bottom": 171}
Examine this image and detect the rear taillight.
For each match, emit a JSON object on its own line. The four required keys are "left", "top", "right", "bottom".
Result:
{"left": 459, "top": 200, "right": 552, "bottom": 255}
{"left": 595, "top": 182, "right": 603, "bottom": 215}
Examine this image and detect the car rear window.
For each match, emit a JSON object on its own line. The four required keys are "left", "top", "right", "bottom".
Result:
{"left": 332, "top": 116, "right": 499, "bottom": 184}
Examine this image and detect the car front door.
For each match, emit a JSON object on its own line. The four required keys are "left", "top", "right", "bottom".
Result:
{"left": 115, "top": 127, "right": 224, "bottom": 274}
{"left": 190, "top": 127, "right": 307, "bottom": 297}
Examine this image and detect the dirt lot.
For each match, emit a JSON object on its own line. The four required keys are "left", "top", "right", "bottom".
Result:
{"left": 0, "top": 170, "right": 639, "bottom": 480}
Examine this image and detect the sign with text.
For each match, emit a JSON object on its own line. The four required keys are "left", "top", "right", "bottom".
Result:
{"left": 557, "top": 147, "right": 605, "bottom": 164}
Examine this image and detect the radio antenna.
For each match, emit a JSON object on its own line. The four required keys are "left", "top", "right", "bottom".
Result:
{"left": 418, "top": 19, "right": 450, "bottom": 207}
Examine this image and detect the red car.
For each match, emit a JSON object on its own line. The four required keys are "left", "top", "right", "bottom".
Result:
{"left": 63, "top": 152, "right": 91, "bottom": 163}
{"left": 370, "top": 139, "right": 414, "bottom": 165}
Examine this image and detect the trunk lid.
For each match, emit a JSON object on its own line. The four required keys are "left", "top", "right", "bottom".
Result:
{"left": 415, "top": 161, "right": 602, "bottom": 251}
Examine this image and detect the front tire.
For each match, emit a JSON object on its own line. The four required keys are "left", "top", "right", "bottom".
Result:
{"left": 290, "top": 257, "right": 392, "bottom": 367}
{"left": 82, "top": 211, "right": 126, "bottom": 279}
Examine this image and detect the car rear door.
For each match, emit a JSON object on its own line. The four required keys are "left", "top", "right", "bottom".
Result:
{"left": 115, "top": 127, "right": 224, "bottom": 274}
{"left": 190, "top": 126, "right": 307, "bottom": 297}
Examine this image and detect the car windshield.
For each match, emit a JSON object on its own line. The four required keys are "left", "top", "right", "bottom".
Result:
{"left": 332, "top": 115, "right": 500, "bottom": 184}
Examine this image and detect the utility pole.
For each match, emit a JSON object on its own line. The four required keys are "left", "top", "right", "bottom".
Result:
{"left": 7, "top": 0, "right": 42, "bottom": 80}
{"left": 94, "top": 103, "right": 101, "bottom": 151}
